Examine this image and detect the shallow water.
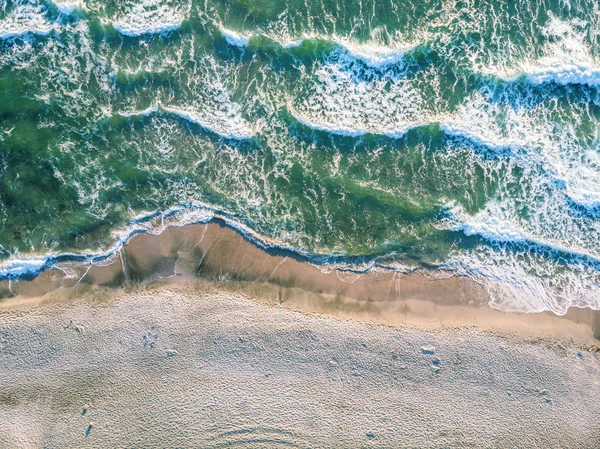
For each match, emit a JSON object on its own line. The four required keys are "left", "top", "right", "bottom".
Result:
{"left": 1, "top": 0, "right": 600, "bottom": 313}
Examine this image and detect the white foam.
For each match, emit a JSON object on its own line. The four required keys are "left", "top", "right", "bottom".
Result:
{"left": 448, "top": 202, "right": 600, "bottom": 262}
{"left": 485, "top": 14, "right": 600, "bottom": 87}
{"left": 291, "top": 104, "right": 520, "bottom": 152}
{"left": 456, "top": 216, "right": 529, "bottom": 244}
{"left": 290, "top": 108, "right": 418, "bottom": 138}
{"left": 567, "top": 186, "right": 600, "bottom": 209}
{"left": 281, "top": 39, "right": 304, "bottom": 49}
{"left": 289, "top": 78, "right": 535, "bottom": 155}
{"left": 0, "top": 203, "right": 311, "bottom": 281}
{"left": 112, "top": 0, "right": 186, "bottom": 37}
{"left": 124, "top": 205, "right": 216, "bottom": 233}
{"left": 0, "top": 257, "right": 47, "bottom": 278}
{"left": 119, "top": 103, "right": 254, "bottom": 140}
{"left": 517, "top": 60, "right": 600, "bottom": 86}
{"left": 118, "top": 104, "right": 159, "bottom": 118}
{"left": 337, "top": 40, "right": 408, "bottom": 68}
{"left": 52, "top": 1, "right": 84, "bottom": 15}
{"left": 288, "top": 57, "right": 430, "bottom": 140}
{"left": 220, "top": 26, "right": 250, "bottom": 47}
{"left": 162, "top": 105, "right": 254, "bottom": 140}
{"left": 444, "top": 201, "right": 600, "bottom": 314}
{"left": 438, "top": 122, "right": 514, "bottom": 152}
{"left": 263, "top": 29, "right": 414, "bottom": 68}
{"left": 566, "top": 184, "right": 600, "bottom": 209}
{"left": 436, "top": 92, "right": 536, "bottom": 156}
{"left": 0, "top": 4, "right": 55, "bottom": 39}
{"left": 446, "top": 243, "right": 600, "bottom": 315}
{"left": 113, "top": 19, "right": 182, "bottom": 37}
{"left": 561, "top": 153, "right": 600, "bottom": 208}
{"left": 0, "top": 205, "right": 217, "bottom": 280}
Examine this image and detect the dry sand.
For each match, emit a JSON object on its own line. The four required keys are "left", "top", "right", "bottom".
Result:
{"left": 0, "top": 222, "right": 599, "bottom": 447}
{"left": 1, "top": 283, "right": 599, "bottom": 448}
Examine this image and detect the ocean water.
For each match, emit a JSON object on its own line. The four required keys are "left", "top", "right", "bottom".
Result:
{"left": 1, "top": 0, "right": 600, "bottom": 314}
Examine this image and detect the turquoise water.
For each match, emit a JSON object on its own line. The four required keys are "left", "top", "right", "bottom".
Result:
{"left": 1, "top": 0, "right": 600, "bottom": 313}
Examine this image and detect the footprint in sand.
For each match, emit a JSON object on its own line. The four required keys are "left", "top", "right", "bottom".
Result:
{"left": 421, "top": 345, "right": 435, "bottom": 355}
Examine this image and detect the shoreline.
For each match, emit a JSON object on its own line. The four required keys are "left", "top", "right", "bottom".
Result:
{"left": 1, "top": 221, "right": 598, "bottom": 347}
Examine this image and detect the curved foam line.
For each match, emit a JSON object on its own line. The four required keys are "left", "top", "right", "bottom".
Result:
{"left": 340, "top": 41, "right": 407, "bottom": 68}
{"left": 566, "top": 186, "right": 600, "bottom": 209}
{"left": 216, "top": 26, "right": 412, "bottom": 68}
{"left": 494, "top": 59, "right": 600, "bottom": 87}
{"left": 507, "top": 63, "right": 600, "bottom": 87}
{"left": 290, "top": 109, "right": 420, "bottom": 138}
{"left": 118, "top": 104, "right": 255, "bottom": 140}
{"left": 285, "top": 37, "right": 412, "bottom": 68}
{"left": 118, "top": 104, "right": 159, "bottom": 118}
{"left": 0, "top": 258, "right": 48, "bottom": 278}
{"left": 0, "top": 6, "right": 55, "bottom": 39}
{"left": 112, "top": 20, "right": 183, "bottom": 37}
{"left": 454, "top": 215, "right": 600, "bottom": 265}
{"left": 0, "top": 27, "right": 54, "bottom": 40}
{"left": 160, "top": 105, "right": 254, "bottom": 140}
{"left": 220, "top": 26, "right": 250, "bottom": 48}
{"left": 290, "top": 110, "right": 520, "bottom": 154}
{"left": 0, "top": 205, "right": 213, "bottom": 281}
{"left": 0, "top": 204, "right": 380, "bottom": 281}
{"left": 270, "top": 32, "right": 600, "bottom": 84}
{"left": 2, "top": 202, "right": 599, "bottom": 317}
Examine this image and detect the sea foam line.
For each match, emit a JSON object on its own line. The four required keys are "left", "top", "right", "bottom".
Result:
{"left": 118, "top": 103, "right": 255, "bottom": 140}
{"left": 339, "top": 40, "right": 408, "bottom": 68}
{"left": 500, "top": 61, "right": 600, "bottom": 87}
{"left": 0, "top": 5, "right": 56, "bottom": 39}
{"left": 449, "top": 206, "right": 600, "bottom": 266}
{"left": 109, "top": 1, "right": 187, "bottom": 37}
{"left": 216, "top": 25, "right": 413, "bottom": 68}
{"left": 0, "top": 205, "right": 213, "bottom": 281}
{"left": 2, "top": 202, "right": 598, "bottom": 317}
{"left": 281, "top": 36, "right": 410, "bottom": 68}
{"left": 112, "top": 19, "right": 183, "bottom": 37}
{"left": 220, "top": 26, "right": 250, "bottom": 48}
{"left": 290, "top": 109, "right": 521, "bottom": 155}
{"left": 290, "top": 109, "right": 422, "bottom": 138}
{"left": 0, "top": 203, "right": 381, "bottom": 282}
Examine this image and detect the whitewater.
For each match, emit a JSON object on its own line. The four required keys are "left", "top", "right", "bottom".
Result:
{"left": 1, "top": 0, "right": 600, "bottom": 315}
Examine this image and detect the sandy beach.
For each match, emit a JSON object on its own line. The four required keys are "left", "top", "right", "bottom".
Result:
{"left": 0, "top": 223, "right": 599, "bottom": 447}
{"left": 1, "top": 282, "right": 599, "bottom": 448}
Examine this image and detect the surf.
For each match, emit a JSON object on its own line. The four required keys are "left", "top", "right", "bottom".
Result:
{"left": 118, "top": 103, "right": 255, "bottom": 140}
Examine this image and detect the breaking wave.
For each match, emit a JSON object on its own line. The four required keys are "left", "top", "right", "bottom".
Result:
{"left": 109, "top": 0, "right": 188, "bottom": 37}
{"left": 0, "top": 4, "right": 55, "bottom": 39}
{"left": 118, "top": 103, "right": 255, "bottom": 140}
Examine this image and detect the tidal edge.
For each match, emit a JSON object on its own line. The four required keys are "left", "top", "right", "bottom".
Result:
{"left": 1, "top": 220, "right": 599, "bottom": 348}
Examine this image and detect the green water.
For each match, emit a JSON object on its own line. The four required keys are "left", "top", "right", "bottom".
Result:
{"left": 1, "top": 0, "right": 600, "bottom": 313}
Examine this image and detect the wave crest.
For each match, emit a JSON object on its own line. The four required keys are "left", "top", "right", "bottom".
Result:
{"left": 110, "top": 0, "right": 187, "bottom": 37}
{"left": 220, "top": 26, "right": 250, "bottom": 47}
{"left": 0, "top": 4, "right": 55, "bottom": 39}
{"left": 119, "top": 103, "right": 255, "bottom": 140}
